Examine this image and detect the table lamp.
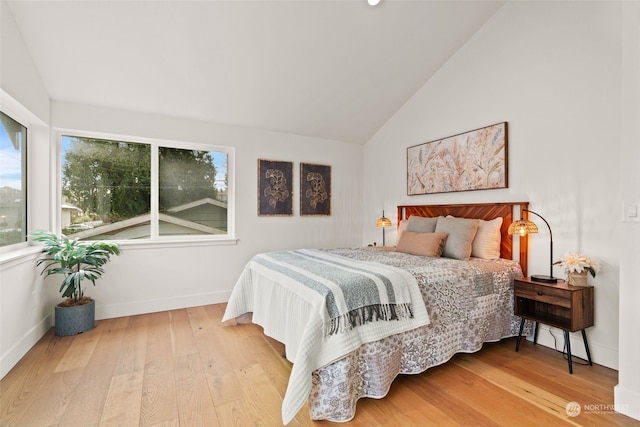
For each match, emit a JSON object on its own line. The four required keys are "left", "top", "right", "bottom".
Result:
{"left": 375, "top": 210, "right": 392, "bottom": 246}
{"left": 508, "top": 208, "right": 558, "bottom": 283}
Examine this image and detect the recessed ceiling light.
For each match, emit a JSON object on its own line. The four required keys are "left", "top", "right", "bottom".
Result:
{"left": 368, "top": 0, "right": 381, "bottom": 6}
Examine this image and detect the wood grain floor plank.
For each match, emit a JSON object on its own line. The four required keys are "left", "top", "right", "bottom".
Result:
{"left": 140, "top": 311, "right": 178, "bottom": 427}
{"left": 452, "top": 352, "right": 576, "bottom": 419}
{"left": 0, "top": 330, "right": 72, "bottom": 426}
{"left": 113, "top": 312, "right": 149, "bottom": 376}
{"left": 435, "top": 357, "right": 575, "bottom": 426}
{"left": 99, "top": 370, "right": 144, "bottom": 426}
{"left": 58, "top": 317, "right": 130, "bottom": 426}
{"left": 253, "top": 334, "right": 296, "bottom": 399}
{"left": 186, "top": 306, "right": 245, "bottom": 407}
{"left": 168, "top": 309, "right": 198, "bottom": 358}
{"left": 234, "top": 363, "right": 287, "bottom": 426}
{"left": 52, "top": 322, "right": 104, "bottom": 374}
{"left": 214, "top": 322, "right": 266, "bottom": 370}
{"left": 1, "top": 304, "right": 638, "bottom": 427}
{"left": 174, "top": 352, "right": 220, "bottom": 426}
{"left": 9, "top": 369, "right": 84, "bottom": 427}
{"left": 374, "top": 375, "right": 465, "bottom": 426}
{"left": 470, "top": 340, "right": 636, "bottom": 427}
{"left": 506, "top": 339, "right": 617, "bottom": 402}
{"left": 214, "top": 399, "right": 258, "bottom": 427}
{"left": 146, "top": 418, "right": 179, "bottom": 427}
{"left": 348, "top": 390, "right": 435, "bottom": 427}
{"left": 405, "top": 362, "right": 568, "bottom": 427}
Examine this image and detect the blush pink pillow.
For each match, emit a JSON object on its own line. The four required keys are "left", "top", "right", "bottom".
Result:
{"left": 395, "top": 231, "right": 448, "bottom": 257}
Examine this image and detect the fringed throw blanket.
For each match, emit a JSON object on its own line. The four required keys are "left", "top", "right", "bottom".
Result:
{"left": 222, "top": 248, "right": 430, "bottom": 425}
{"left": 253, "top": 249, "right": 416, "bottom": 336}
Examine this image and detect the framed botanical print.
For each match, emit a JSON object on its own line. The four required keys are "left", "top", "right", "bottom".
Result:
{"left": 258, "top": 159, "right": 293, "bottom": 216}
{"left": 300, "top": 163, "right": 331, "bottom": 216}
{"left": 407, "top": 122, "right": 508, "bottom": 195}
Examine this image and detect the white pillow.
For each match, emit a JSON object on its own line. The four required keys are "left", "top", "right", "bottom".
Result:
{"left": 471, "top": 217, "right": 503, "bottom": 259}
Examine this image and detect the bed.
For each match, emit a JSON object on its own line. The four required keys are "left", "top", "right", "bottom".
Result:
{"left": 222, "top": 202, "right": 531, "bottom": 424}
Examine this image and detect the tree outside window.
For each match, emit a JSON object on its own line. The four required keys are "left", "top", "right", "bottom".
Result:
{"left": 61, "top": 135, "right": 230, "bottom": 240}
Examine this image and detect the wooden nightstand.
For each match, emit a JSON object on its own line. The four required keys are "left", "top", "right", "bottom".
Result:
{"left": 514, "top": 277, "right": 594, "bottom": 373}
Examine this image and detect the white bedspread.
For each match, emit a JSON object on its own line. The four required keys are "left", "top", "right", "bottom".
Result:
{"left": 221, "top": 249, "right": 430, "bottom": 424}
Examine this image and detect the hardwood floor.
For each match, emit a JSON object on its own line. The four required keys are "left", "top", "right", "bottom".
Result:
{"left": 1, "top": 303, "right": 638, "bottom": 426}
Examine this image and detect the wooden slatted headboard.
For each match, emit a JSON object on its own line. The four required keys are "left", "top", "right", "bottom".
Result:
{"left": 397, "top": 202, "right": 530, "bottom": 276}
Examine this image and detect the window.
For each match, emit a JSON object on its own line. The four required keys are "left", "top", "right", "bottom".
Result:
{"left": 0, "top": 112, "right": 27, "bottom": 248}
{"left": 61, "top": 134, "right": 233, "bottom": 241}
{"left": 159, "top": 147, "right": 228, "bottom": 237}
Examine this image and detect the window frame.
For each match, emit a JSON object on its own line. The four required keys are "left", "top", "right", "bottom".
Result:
{"left": 0, "top": 106, "right": 30, "bottom": 254}
{"left": 56, "top": 130, "right": 236, "bottom": 246}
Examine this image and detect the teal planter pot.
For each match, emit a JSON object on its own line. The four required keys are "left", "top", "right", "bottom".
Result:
{"left": 54, "top": 299, "right": 96, "bottom": 336}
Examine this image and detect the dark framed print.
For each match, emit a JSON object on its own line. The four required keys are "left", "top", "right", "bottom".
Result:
{"left": 258, "top": 159, "right": 293, "bottom": 216}
{"left": 300, "top": 163, "right": 331, "bottom": 216}
{"left": 407, "top": 122, "right": 508, "bottom": 195}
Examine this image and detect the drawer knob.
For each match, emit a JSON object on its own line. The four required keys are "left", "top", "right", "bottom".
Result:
{"left": 537, "top": 291, "right": 543, "bottom": 296}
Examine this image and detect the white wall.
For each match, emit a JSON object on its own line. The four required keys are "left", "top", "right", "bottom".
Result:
{"left": 615, "top": 1, "right": 640, "bottom": 420}
{"left": 363, "top": 0, "right": 622, "bottom": 373}
{"left": 3, "top": 1, "right": 639, "bottom": 420}
{"left": 50, "top": 101, "right": 364, "bottom": 320}
{"left": 0, "top": 0, "right": 54, "bottom": 379}
{"left": 0, "top": 0, "right": 363, "bottom": 378}
{"left": 1, "top": 103, "right": 363, "bottom": 379}
{"left": 0, "top": 1, "right": 49, "bottom": 123}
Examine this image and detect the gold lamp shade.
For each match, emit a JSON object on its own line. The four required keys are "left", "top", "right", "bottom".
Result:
{"left": 375, "top": 210, "right": 392, "bottom": 246}
{"left": 508, "top": 209, "right": 557, "bottom": 283}
{"left": 376, "top": 216, "right": 392, "bottom": 228}
{"left": 507, "top": 219, "right": 539, "bottom": 236}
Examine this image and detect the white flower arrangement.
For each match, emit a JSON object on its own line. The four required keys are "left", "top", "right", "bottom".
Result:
{"left": 553, "top": 252, "right": 601, "bottom": 278}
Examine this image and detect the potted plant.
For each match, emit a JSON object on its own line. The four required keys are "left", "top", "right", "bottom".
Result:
{"left": 32, "top": 230, "right": 121, "bottom": 336}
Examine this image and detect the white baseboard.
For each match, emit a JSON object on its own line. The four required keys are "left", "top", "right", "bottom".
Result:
{"left": 614, "top": 384, "right": 640, "bottom": 421}
{"left": 527, "top": 324, "right": 618, "bottom": 370}
{"left": 0, "top": 314, "right": 53, "bottom": 379}
{"left": 95, "top": 290, "right": 232, "bottom": 320}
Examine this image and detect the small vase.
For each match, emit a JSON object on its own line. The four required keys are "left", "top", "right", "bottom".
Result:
{"left": 567, "top": 271, "right": 588, "bottom": 287}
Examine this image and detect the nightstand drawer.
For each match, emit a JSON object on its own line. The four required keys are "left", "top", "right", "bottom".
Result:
{"left": 514, "top": 277, "right": 594, "bottom": 332}
{"left": 513, "top": 277, "right": 595, "bottom": 373}
{"left": 514, "top": 282, "right": 571, "bottom": 308}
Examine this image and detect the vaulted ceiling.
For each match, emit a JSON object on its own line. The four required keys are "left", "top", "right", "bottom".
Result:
{"left": 6, "top": 0, "right": 504, "bottom": 144}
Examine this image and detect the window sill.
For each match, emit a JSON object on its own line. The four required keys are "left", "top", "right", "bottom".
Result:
{"left": 0, "top": 238, "right": 239, "bottom": 269}
{"left": 0, "top": 246, "right": 41, "bottom": 270}
{"left": 116, "top": 237, "right": 240, "bottom": 251}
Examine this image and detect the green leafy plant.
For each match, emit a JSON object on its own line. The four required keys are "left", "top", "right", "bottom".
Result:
{"left": 32, "top": 230, "right": 120, "bottom": 305}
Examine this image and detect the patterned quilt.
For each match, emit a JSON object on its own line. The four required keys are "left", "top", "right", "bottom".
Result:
{"left": 223, "top": 247, "right": 527, "bottom": 424}
{"left": 222, "top": 248, "right": 430, "bottom": 424}
{"left": 307, "top": 248, "right": 527, "bottom": 422}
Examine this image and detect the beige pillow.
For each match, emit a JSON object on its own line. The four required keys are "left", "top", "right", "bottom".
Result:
{"left": 435, "top": 216, "right": 479, "bottom": 260}
{"left": 471, "top": 217, "right": 503, "bottom": 259}
{"left": 395, "top": 231, "right": 448, "bottom": 257}
{"left": 406, "top": 215, "right": 439, "bottom": 233}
